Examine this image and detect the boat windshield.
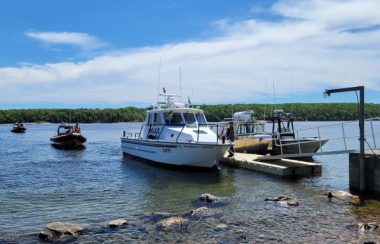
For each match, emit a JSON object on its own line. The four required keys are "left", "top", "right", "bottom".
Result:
{"left": 195, "top": 113, "right": 207, "bottom": 125}
{"left": 164, "top": 112, "right": 184, "bottom": 125}
{"left": 58, "top": 125, "right": 74, "bottom": 135}
{"left": 237, "top": 123, "right": 265, "bottom": 134}
{"left": 183, "top": 113, "right": 196, "bottom": 124}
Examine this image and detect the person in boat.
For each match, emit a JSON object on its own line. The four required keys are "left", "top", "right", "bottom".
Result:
{"left": 226, "top": 122, "right": 235, "bottom": 142}
{"left": 66, "top": 127, "right": 73, "bottom": 134}
{"left": 74, "top": 122, "right": 81, "bottom": 133}
{"left": 226, "top": 122, "right": 235, "bottom": 157}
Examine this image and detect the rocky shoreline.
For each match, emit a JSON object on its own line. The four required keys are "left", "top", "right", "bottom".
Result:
{"left": 3, "top": 192, "right": 379, "bottom": 243}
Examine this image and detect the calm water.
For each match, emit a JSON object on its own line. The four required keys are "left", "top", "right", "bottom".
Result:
{"left": 1, "top": 122, "right": 380, "bottom": 243}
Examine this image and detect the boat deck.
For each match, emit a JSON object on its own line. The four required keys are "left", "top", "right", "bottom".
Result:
{"left": 220, "top": 152, "right": 321, "bottom": 176}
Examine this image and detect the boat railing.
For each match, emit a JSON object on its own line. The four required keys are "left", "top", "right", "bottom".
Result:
{"left": 123, "top": 123, "right": 224, "bottom": 144}
{"left": 235, "top": 132, "right": 272, "bottom": 138}
{"left": 259, "top": 118, "right": 380, "bottom": 159}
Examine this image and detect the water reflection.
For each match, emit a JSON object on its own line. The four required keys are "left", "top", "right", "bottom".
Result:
{"left": 120, "top": 157, "right": 236, "bottom": 213}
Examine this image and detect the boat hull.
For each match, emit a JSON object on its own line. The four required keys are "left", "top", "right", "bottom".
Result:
{"left": 270, "top": 139, "right": 329, "bottom": 155}
{"left": 121, "top": 138, "right": 230, "bottom": 168}
{"left": 232, "top": 138, "right": 328, "bottom": 156}
{"left": 50, "top": 133, "right": 87, "bottom": 149}
{"left": 11, "top": 128, "right": 26, "bottom": 133}
{"left": 234, "top": 138, "right": 271, "bottom": 154}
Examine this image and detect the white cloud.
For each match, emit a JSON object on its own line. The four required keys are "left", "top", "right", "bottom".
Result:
{"left": 1, "top": 0, "right": 380, "bottom": 106}
{"left": 273, "top": 0, "right": 380, "bottom": 30}
{"left": 26, "top": 31, "right": 105, "bottom": 50}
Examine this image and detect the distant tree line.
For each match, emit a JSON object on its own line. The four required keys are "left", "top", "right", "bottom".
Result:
{"left": 0, "top": 107, "right": 145, "bottom": 124}
{"left": 200, "top": 103, "right": 380, "bottom": 122}
{"left": 0, "top": 103, "right": 379, "bottom": 124}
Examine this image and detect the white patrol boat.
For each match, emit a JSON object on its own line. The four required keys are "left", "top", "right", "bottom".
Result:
{"left": 121, "top": 92, "right": 232, "bottom": 168}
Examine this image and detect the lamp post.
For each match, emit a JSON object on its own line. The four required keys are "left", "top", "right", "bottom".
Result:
{"left": 324, "top": 86, "right": 365, "bottom": 192}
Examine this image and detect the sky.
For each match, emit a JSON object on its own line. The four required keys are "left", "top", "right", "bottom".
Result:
{"left": 0, "top": 0, "right": 380, "bottom": 109}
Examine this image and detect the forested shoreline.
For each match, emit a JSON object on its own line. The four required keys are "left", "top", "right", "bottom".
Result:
{"left": 0, "top": 103, "right": 379, "bottom": 124}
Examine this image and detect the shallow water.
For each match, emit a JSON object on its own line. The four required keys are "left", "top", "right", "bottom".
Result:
{"left": 0, "top": 122, "right": 380, "bottom": 243}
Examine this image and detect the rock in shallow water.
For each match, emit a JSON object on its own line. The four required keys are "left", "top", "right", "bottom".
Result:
{"left": 199, "top": 193, "right": 219, "bottom": 203}
{"left": 265, "top": 195, "right": 299, "bottom": 206}
{"left": 191, "top": 206, "right": 211, "bottom": 218}
{"left": 108, "top": 219, "right": 128, "bottom": 228}
{"left": 346, "top": 222, "right": 380, "bottom": 232}
{"left": 46, "top": 221, "right": 84, "bottom": 236}
{"left": 286, "top": 199, "right": 299, "bottom": 206}
{"left": 328, "top": 191, "right": 360, "bottom": 205}
{"left": 39, "top": 221, "right": 85, "bottom": 240}
{"left": 156, "top": 216, "right": 189, "bottom": 231}
{"left": 214, "top": 223, "right": 228, "bottom": 231}
{"left": 38, "top": 229, "right": 55, "bottom": 241}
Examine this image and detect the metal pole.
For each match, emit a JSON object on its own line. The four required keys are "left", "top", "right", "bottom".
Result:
{"left": 324, "top": 85, "right": 366, "bottom": 193}
{"left": 317, "top": 127, "right": 322, "bottom": 152}
{"left": 342, "top": 123, "right": 347, "bottom": 151}
{"left": 359, "top": 87, "right": 365, "bottom": 192}
{"left": 370, "top": 119, "right": 377, "bottom": 148}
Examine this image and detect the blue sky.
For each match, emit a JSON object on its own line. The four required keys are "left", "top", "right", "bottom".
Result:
{"left": 0, "top": 0, "right": 380, "bottom": 108}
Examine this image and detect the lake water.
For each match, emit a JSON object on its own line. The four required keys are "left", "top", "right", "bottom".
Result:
{"left": 1, "top": 122, "right": 380, "bottom": 243}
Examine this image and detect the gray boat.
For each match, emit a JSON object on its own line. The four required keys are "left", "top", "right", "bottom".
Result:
{"left": 220, "top": 110, "right": 328, "bottom": 157}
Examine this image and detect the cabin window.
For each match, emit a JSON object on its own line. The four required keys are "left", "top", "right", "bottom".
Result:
{"left": 183, "top": 113, "right": 196, "bottom": 124}
{"left": 256, "top": 124, "right": 265, "bottom": 133}
{"left": 164, "top": 112, "right": 184, "bottom": 125}
{"left": 147, "top": 113, "right": 154, "bottom": 125}
{"left": 154, "top": 113, "right": 162, "bottom": 125}
{"left": 195, "top": 113, "right": 207, "bottom": 125}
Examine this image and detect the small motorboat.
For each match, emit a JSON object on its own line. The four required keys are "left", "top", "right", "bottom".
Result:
{"left": 50, "top": 124, "right": 86, "bottom": 149}
{"left": 219, "top": 111, "right": 272, "bottom": 154}
{"left": 219, "top": 110, "right": 328, "bottom": 157}
{"left": 268, "top": 110, "right": 328, "bottom": 156}
{"left": 11, "top": 123, "right": 26, "bottom": 133}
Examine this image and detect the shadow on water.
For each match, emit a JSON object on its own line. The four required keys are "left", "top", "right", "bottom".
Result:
{"left": 50, "top": 144, "right": 86, "bottom": 151}
{"left": 120, "top": 156, "right": 223, "bottom": 184}
{"left": 120, "top": 157, "right": 237, "bottom": 213}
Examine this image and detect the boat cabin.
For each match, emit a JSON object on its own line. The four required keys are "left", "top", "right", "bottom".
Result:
{"left": 270, "top": 109, "right": 295, "bottom": 139}
{"left": 143, "top": 108, "right": 209, "bottom": 140}
{"left": 145, "top": 109, "right": 207, "bottom": 126}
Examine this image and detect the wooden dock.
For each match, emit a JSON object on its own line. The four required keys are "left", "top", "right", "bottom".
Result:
{"left": 220, "top": 152, "right": 321, "bottom": 177}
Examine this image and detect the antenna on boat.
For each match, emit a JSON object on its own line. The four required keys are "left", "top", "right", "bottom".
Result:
{"left": 273, "top": 81, "right": 276, "bottom": 110}
{"left": 291, "top": 79, "right": 294, "bottom": 114}
{"left": 156, "top": 57, "right": 162, "bottom": 104}
{"left": 264, "top": 80, "right": 268, "bottom": 120}
{"left": 179, "top": 66, "right": 182, "bottom": 101}
{"left": 192, "top": 87, "right": 194, "bottom": 102}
